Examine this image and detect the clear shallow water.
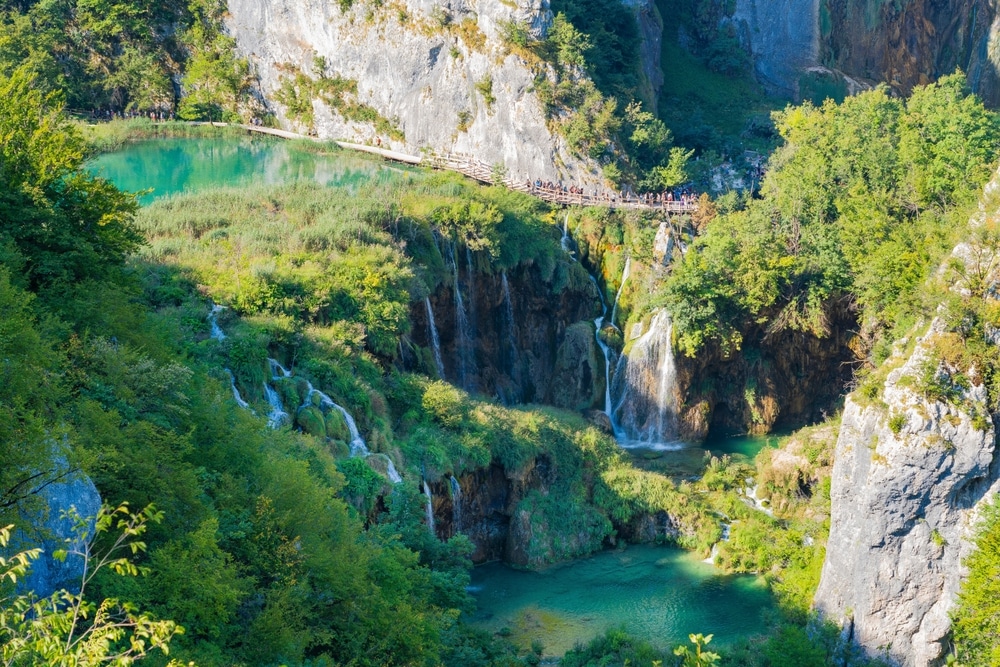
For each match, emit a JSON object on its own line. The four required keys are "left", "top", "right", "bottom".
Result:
{"left": 469, "top": 544, "right": 774, "bottom": 657}
{"left": 88, "top": 136, "right": 410, "bottom": 203}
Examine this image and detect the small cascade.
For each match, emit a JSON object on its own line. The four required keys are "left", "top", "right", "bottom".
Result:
{"left": 612, "top": 310, "right": 682, "bottom": 448}
{"left": 447, "top": 243, "right": 475, "bottom": 391}
{"left": 304, "top": 386, "right": 371, "bottom": 457}
{"left": 449, "top": 476, "right": 462, "bottom": 533}
{"left": 376, "top": 454, "right": 404, "bottom": 484}
{"left": 424, "top": 297, "right": 446, "bottom": 379}
{"left": 208, "top": 303, "right": 227, "bottom": 342}
{"left": 703, "top": 523, "right": 731, "bottom": 565}
{"left": 225, "top": 370, "right": 250, "bottom": 410}
{"left": 209, "top": 304, "right": 253, "bottom": 413}
{"left": 269, "top": 358, "right": 292, "bottom": 378}
{"left": 609, "top": 257, "right": 631, "bottom": 331}
{"left": 300, "top": 382, "right": 404, "bottom": 482}
{"left": 263, "top": 383, "right": 289, "bottom": 428}
{"left": 500, "top": 271, "right": 519, "bottom": 392}
{"left": 588, "top": 276, "right": 617, "bottom": 428}
{"left": 560, "top": 211, "right": 574, "bottom": 256}
{"left": 423, "top": 480, "right": 436, "bottom": 535}
{"left": 465, "top": 246, "right": 477, "bottom": 340}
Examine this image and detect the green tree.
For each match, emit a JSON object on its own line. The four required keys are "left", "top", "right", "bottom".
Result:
{"left": 0, "top": 504, "right": 186, "bottom": 666}
{"left": 952, "top": 497, "right": 1000, "bottom": 665}
{"left": 0, "top": 66, "right": 140, "bottom": 290}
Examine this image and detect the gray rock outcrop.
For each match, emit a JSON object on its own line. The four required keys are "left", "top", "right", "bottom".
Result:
{"left": 729, "top": 0, "right": 820, "bottom": 98}
{"left": 226, "top": 0, "right": 604, "bottom": 186}
{"left": 814, "top": 172, "right": 1000, "bottom": 665}
{"left": 16, "top": 466, "right": 102, "bottom": 598}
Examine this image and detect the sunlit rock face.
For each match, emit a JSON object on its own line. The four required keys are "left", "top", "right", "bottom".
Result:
{"left": 814, "top": 167, "right": 1000, "bottom": 666}
{"left": 226, "top": 0, "right": 604, "bottom": 186}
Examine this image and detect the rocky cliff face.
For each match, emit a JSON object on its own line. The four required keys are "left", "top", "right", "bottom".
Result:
{"left": 729, "top": 0, "right": 821, "bottom": 98}
{"left": 226, "top": 0, "right": 604, "bottom": 186}
{"left": 822, "top": 0, "right": 1000, "bottom": 106}
{"left": 814, "top": 175, "right": 1000, "bottom": 665}
{"left": 410, "top": 260, "right": 603, "bottom": 407}
{"left": 674, "top": 298, "right": 859, "bottom": 439}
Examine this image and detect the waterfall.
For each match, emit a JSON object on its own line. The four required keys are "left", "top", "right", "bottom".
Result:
{"left": 449, "top": 476, "right": 462, "bottom": 533}
{"left": 269, "top": 358, "right": 292, "bottom": 378}
{"left": 500, "top": 271, "right": 519, "bottom": 395}
{"left": 465, "top": 246, "right": 477, "bottom": 339}
{"left": 226, "top": 370, "right": 250, "bottom": 410}
{"left": 209, "top": 304, "right": 253, "bottom": 412}
{"left": 208, "top": 303, "right": 227, "bottom": 342}
{"left": 609, "top": 257, "right": 631, "bottom": 331}
{"left": 588, "top": 276, "right": 617, "bottom": 429}
{"left": 423, "top": 480, "right": 436, "bottom": 534}
{"left": 264, "top": 383, "right": 289, "bottom": 428}
{"left": 447, "top": 243, "right": 475, "bottom": 391}
{"left": 560, "top": 211, "right": 573, "bottom": 256}
{"left": 611, "top": 310, "right": 682, "bottom": 449}
{"left": 703, "top": 523, "right": 731, "bottom": 565}
{"left": 424, "top": 297, "right": 446, "bottom": 379}
{"left": 299, "top": 380, "right": 403, "bottom": 482}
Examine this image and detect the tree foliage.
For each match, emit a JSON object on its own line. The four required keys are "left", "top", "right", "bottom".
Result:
{"left": 663, "top": 73, "right": 1000, "bottom": 356}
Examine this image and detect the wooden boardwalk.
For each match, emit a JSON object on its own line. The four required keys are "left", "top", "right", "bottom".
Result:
{"left": 234, "top": 124, "right": 698, "bottom": 214}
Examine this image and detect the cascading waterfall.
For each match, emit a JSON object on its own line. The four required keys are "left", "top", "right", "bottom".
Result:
{"left": 302, "top": 383, "right": 404, "bottom": 483}
{"left": 500, "top": 271, "right": 520, "bottom": 398}
{"left": 225, "top": 369, "right": 250, "bottom": 410}
{"left": 424, "top": 297, "right": 446, "bottom": 379}
{"left": 208, "top": 304, "right": 253, "bottom": 411}
{"left": 449, "top": 476, "right": 462, "bottom": 533}
{"left": 611, "top": 310, "right": 681, "bottom": 448}
{"left": 560, "top": 211, "right": 573, "bottom": 255}
{"left": 609, "top": 257, "right": 631, "bottom": 331}
{"left": 264, "top": 384, "right": 289, "bottom": 428}
{"left": 423, "top": 480, "right": 436, "bottom": 534}
{"left": 447, "top": 243, "right": 475, "bottom": 391}
{"left": 465, "top": 246, "right": 477, "bottom": 341}
{"left": 587, "top": 276, "right": 617, "bottom": 429}
{"left": 209, "top": 304, "right": 227, "bottom": 342}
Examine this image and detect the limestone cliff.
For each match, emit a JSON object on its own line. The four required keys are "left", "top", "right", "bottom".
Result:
{"left": 729, "top": 0, "right": 821, "bottom": 98}
{"left": 225, "top": 0, "right": 603, "bottom": 186}
{"left": 821, "top": 0, "right": 1000, "bottom": 106}
{"left": 813, "top": 174, "right": 1000, "bottom": 665}
{"left": 410, "top": 260, "right": 602, "bottom": 407}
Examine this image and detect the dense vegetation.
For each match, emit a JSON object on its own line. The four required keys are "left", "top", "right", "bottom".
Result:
{"left": 661, "top": 73, "right": 1000, "bottom": 360}
{"left": 0, "top": 0, "right": 255, "bottom": 119}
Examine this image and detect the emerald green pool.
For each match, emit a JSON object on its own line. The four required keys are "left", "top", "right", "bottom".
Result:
{"left": 88, "top": 136, "right": 409, "bottom": 203}
{"left": 469, "top": 544, "right": 774, "bottom": 657}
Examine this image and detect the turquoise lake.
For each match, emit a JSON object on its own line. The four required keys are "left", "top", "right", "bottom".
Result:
{"left": 87, "top": 135, "right": 409, "bottom": 203}
{"left": 469, "top": 544, "right": 774, "bottom": 657}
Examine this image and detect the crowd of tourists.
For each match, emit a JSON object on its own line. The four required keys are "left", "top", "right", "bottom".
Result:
{"left": 527, "top": 178, "right": 699, "bottom": 208}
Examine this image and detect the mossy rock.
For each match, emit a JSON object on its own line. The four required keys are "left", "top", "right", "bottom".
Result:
{"left": 296, "top": 405, "right": 326, "bottom": 437}
{"left": 275, "top": 377, "right": 303, "bottom": 409}
{"left": 326, "top": 410, "right": 350, "bottom": 441}
{"left": 329, "top": 439, "right": 350, "bottom": 459}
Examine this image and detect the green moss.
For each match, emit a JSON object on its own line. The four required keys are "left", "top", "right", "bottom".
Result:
{"left": 296, "top": 405, "right": 327, "bottom": 437}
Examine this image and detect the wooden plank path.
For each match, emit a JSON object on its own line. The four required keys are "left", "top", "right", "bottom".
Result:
{"left": 230, "top": 123, "right": 698, "bottom": 214}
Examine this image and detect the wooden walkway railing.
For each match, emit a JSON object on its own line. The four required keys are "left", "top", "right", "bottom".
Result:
{"left": 235, "top": 124, "right": 698, "bottom": 214}
{"left": 424, "top": 152, "right": 698, "bottom": 213}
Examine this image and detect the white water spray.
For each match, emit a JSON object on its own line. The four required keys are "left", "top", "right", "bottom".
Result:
{"left": 609, "top": 257, "right": 631, "bottom": 331}
{"left": 611, "top": 309, "right": 682, "bottom": 449}
{"left": 300, "top": 381, "right": 402, "bottom": 483}
{"left": 449, "top": 476, "right": 462, "bottom": 533}
{"left": 423, "top": 480, "right": 436, "bottom": 534}
{"left": 424, "top": 297, "right": 446, "bottom": 379}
